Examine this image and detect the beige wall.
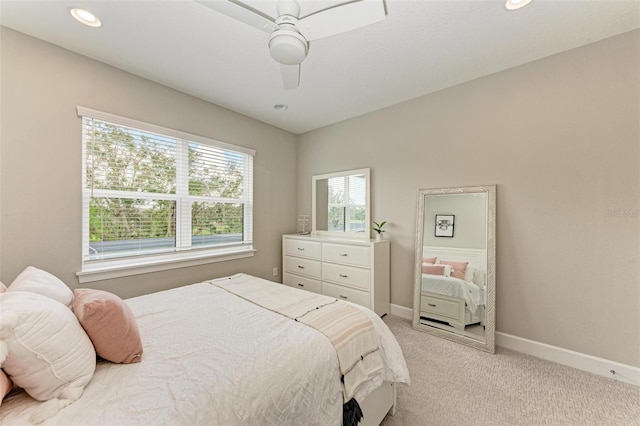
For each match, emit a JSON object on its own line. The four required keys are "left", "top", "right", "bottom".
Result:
{"left": 0, "top": 28, "right": 298, "bottom": 298}
{"left": 297, "top": 30, "right": 640, "bottom": 367}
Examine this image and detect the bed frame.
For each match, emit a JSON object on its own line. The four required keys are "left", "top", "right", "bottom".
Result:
{"left": 421, "top": 246, "right": 486, "bottom": 330}
{"left": 360, "top": 381, "right": 396, "bottom": 425}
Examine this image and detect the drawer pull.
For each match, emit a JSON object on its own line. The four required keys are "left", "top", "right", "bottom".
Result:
{"left": 297, "top": 265, "right": 305, "bottom": 269}
{"left": 339, "top": 253, "right": 348, "bottom": 257}
{"left": 339, "top": 274, "right": 348, "bottom": 278}
{"left": 428, "top": 303, "right": 437, "bottom": 308}
{"left": 297, "top": 247, "right": 305, "bottom": 251}
{"left": 339, "top": 295, "right": 348, "bottom": 300}
{"left": 297, "top": 283, "right": 304, "bottom": 287}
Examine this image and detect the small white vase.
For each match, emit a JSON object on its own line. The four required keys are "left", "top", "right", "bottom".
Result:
{"left": 375, "top": 233, "right": 383, "bottom": 242}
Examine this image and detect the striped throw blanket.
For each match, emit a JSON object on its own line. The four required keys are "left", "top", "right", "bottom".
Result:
{"left": 210, "top": 274, "right": 383, "bottom": 402}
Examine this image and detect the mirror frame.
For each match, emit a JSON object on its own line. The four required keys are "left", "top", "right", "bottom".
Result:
{"left": 311, "top": 168, "right": 371, "bottom": 239}
{"left": 412, "top": 185, "right": 496, "bottom": 353}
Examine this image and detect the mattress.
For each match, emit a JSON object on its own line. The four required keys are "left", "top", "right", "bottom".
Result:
{"left": 1, "top": 274, "right": 409, "bottom": 425}
{"left": 421, "top": 274, "right": 482, "bottom": 314}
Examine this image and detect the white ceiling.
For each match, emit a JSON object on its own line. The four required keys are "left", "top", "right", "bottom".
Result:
{"left": 1, "top": 0, "right": 639, "bottom": 134}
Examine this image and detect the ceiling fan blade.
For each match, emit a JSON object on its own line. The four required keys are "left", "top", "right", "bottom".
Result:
{"left": 280, "top": 64, "right": 300, "bottom": 90}
{"left": 296, "top": 0, "right": 385, "bottom": 42}
{"left": 194, "top": 0, "right": 278, "bottom": 33}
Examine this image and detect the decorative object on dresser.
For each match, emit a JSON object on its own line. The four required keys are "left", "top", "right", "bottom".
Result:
{"left": 412, "top": 185, "right": 496, "bottom": 353}
{"left": 297, "top": 214, "right": 310, "bottom": 235}
{"left": 283, "top": 234, "right": 390, "bottom": 317}
{"left": 372, "top": 221, "right": 387, "bottom": 242}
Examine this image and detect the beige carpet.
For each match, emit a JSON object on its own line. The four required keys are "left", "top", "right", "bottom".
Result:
{"left": 380, "top": 316, "right": 640, "bottom": 426}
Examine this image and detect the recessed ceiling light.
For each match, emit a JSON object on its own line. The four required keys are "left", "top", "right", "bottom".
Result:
{"left": 273, "top": 104, "right": 288, "bottom": 111}
{"left": 505, "top": 0, "right": 533, "bottom": 11}
{"left": 69, "top": 8, "right": 102, "bottom": 28}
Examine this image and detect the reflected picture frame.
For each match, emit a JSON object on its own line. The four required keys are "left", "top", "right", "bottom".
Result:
{"left": 435, "top": 214, "right": 455, "bottom": 237}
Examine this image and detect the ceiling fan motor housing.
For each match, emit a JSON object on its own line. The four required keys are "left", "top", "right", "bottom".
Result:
{"left": 268, "top": 27, "right": 308, "bottom": 65}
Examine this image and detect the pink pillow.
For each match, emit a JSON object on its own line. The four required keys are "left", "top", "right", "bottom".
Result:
{"left": 422, "top": 264, "right": 447, "bottom": 275}
{"left": 440, "top": 260, "right": 468, "bottom": 280}
{"left": 73, "top": 289, "right": 143, "bottom": 364}
{"left": 0, "top": 369, "right": 12, "bottom": 405}
{"left": 423, "top": 257, "right": 437, "bottom": 264}
{"left": 0, "top": 282, "right": 6, "bottom": 293}
{"left": 1, "top": 341, "right": 13, "bottom": 406}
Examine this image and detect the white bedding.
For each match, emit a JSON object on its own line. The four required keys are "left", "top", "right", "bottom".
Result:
{"left": 421, "top": 274, "right": 482, "bottom": 314}
{"left": 1, "top": 275, "right": 409, "bottom": 425}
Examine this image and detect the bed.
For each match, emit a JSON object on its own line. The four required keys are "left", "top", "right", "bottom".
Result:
{"left": 419, "top": 247, "right": 486, "bottom": 331}
{"left": 0, "top": 272, "right": 409, "bottom": 425}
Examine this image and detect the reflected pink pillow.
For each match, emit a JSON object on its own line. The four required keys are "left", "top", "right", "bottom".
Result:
{"left": 422, "top": 264, "right": 446, "bottom": 275}
{"left": 0, "top": 282, "right": 6, "bottom": 293}
{"left": 440, "top": 260, "right": 468, "bottom": 280}
{"left": 73, "top": 289, "right": 143, "bottom": 364}
{"left": 423, "top": 257, "right": 437, "bottom": 264}
{"left": 0, "top": 369, "right": 12, "bottom": 405}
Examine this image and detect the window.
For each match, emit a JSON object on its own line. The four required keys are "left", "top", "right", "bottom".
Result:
{"left": 327, "top": 174, "right": 367, "bottom": 233}
{"left": 77, "top": 107, "right": 254, "bottom": 282}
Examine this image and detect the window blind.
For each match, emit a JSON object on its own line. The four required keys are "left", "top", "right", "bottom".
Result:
{"left": 79, "top": 107, "right": 254, "bottom": 264}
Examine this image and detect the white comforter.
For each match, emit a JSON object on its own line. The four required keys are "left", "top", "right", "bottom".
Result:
{"left": 421, "top": 274, "right": 482, "bottom": 314}
{"left": 1, "top": 275, "right": 409, "bottom": 425}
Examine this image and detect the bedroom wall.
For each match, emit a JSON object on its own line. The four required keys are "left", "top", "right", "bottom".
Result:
{"left": 423, "top": 194, "right": 487, "bottom": 249}
{"left": 296, "top": 30, "right": 640, "bottom": 367}
{"left": 0, "top": 27, "right": 298, "bottom": 299}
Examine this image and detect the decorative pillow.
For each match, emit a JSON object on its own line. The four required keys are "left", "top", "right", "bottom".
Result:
{"left": 422, "top": 264, "right": 450, "bottom": 276}
{"left": 73, "top": 289, "right": 143, "bottom": 364}
{"left": 7, "top": 266, "right": 73, "bottom": 307}
{"left": 0, "top": 282, "right": 6, "bottom": 293}
{"left": 464, "top": 266, "right": 477, "bottom": 283}
{"left": 0, "top": 369, "right": 12, "bottom": 406}
{"left": 422, "top": 257, "right": 437, "bottom": 264}
{"left": 0, "top": 291, "right": 96, "bottom": 402}
{"left": 0, "top": 341, "right": 13, "bottom": 406}
{"left": 440, "top": 260, "right": 468, "bottom": 280}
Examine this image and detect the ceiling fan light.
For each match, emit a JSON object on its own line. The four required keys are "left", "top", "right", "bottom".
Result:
{"left": 269, "top": 30, "right": 308, "bottom": 65}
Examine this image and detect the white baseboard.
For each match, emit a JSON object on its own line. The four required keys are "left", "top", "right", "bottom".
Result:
{"left": 497, "top": 332, "right": 640, "bottom": 387}
{"left": 389, "top": 304, "right": 640, "bottom": 387}
{"left": 390, "top": 303, "right": 413, "bottom": 320}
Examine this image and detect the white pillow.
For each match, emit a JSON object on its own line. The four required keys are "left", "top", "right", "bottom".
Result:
{"left": 464, "top": 266, "right": 476, "bottom": 283}
{"left": 0, "top": 291, "right": 96, "bottom": 402}
{"left": 7, "top": 266, "right": 73, "bottom": 307}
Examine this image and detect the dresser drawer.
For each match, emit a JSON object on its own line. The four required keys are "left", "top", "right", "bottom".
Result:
{"left": 322, "top": 243, "right": 370, "bottom": 268}
{"left": 322, "top": 263, "right": 370, "bottom": 291}
{"left": 322, "top": 282, "right": 370, "bottom": 308}
{"left": 284, "top": 238, "right": 321, "bottom": 260}
{"left": 420, "top": 295, "right": 461, "bottom": 320}
{"left": 284, "top": 256, "right": 321, "bottom": 279}
{"left": 283, "top": 273, "right": 321, "bottom": 293}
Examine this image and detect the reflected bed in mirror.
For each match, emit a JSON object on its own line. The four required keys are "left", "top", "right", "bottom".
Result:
{"left": 312, "top": 168, "right": 370, "bottom": 239}
{"left": 412, "top": 185, "right": 496, "bottom": 353}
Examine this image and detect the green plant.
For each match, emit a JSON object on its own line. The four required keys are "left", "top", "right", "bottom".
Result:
{"left": 372, "top": 221, "right": 387, "bottom": 234}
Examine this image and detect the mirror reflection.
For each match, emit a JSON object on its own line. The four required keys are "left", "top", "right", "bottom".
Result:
{"left": 312, "top": 168, "right": 370, "bottom": 238}
{"left": 413, "top": 186, "right": 496, "bottom": 353}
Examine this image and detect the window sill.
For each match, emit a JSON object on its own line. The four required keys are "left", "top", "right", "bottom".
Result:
{"left": 76, "top": 247, "right": 256, "bottom": 284}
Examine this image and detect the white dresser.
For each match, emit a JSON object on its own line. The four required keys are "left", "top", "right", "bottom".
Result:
{"left": 282, "top": 234, "right": 390, "bottom": 316}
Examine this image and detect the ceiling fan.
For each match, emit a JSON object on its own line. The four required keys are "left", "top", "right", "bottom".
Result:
{"left": 195, "top": 0, "right": 386, "bottom": 90}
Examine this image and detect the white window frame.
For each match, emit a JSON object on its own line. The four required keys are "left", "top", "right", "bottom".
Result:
{"left": 76, "top": 107, "right": 255, "bottom": 283}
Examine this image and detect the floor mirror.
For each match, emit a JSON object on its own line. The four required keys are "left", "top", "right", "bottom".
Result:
{"left": 412, "top": 185, "right": 496, "bottom": 353}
